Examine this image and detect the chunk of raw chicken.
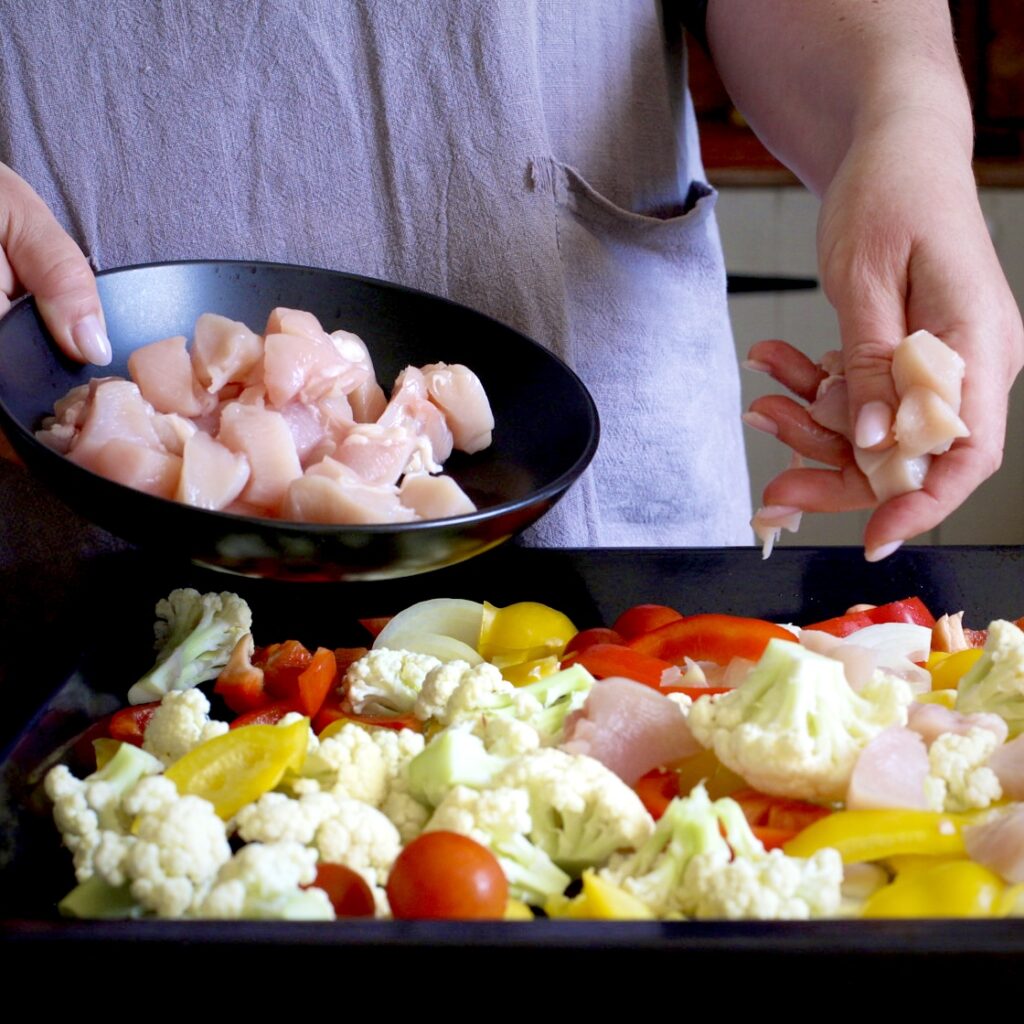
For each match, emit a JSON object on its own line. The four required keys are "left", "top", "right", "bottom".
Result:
{"left": 67, "top": 380, "right": 166, "bottom": 466}
{"left": 892, "top": 329, "right": 965, "bottom": 407}
{"left": 88, "top": 439, "right": 182, "bottom": 500}
{"left": 398, "top": 473, "right": 477, "bottom": 519}
{"left": 217, "top": 401, "right": 302, "bottom": 511}
{"left": 894, "top": 386, "right": 969, "bottom": 458}
{"left": 128, "top": 335, "right": 213, "bottom": 418}
{"left": 192, "top": 313, "right": 263, "bottom": 393}
{"left": 283, "top": 458, "right": 418, "bottom": 524}
{"left": 421, "top": 363, "right": 495, "bottom": 454}
{"left": 176, "top": 431, "right": 251, "bottom": 511}
{"left": 845, "top": 726, "right": 931, "bottom": 811}
{"left": 963, "top": 805, "right": 1024, "bottom": 883}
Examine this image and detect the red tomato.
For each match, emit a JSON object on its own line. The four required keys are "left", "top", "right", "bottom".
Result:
{"left": 308, "top": 863, "right": 377, "bottom": 917}
{"left": 108, "top": 702, "right": 160, "bottom": 746}
{"left": 386, "top": 832, "right": 508, "bottom": 919}
{"left": 803, "top": 597, "right": 936, "bottom": 638}
{"left": 613, "top": 604, "right": 684, "bottom": 641}
{"left": 571, "top": 643, "right": 675, "bottom": 688}
{"left": 634, "top": 768, "right": 680, "bottom": 820}
{"left": 629, "top": 614, "right": 796, "bottom": 666}
{"left": 563, "top": 628, "right": 624, "bottom": 660}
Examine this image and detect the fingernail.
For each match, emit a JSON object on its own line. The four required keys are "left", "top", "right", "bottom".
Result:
{"left": 865, "top": 540, "right": 903, "bottom": 563}
{"left": 741, "top": 359, "right": 772, "bottom": 374}
{"left": 854, "top": 401, "right": 892, "bottom": 449}
{"left": 72, "top": 315, "right": 112, "bottom": 366}
{"left": 742, "top": 411, "right": 778, "bottom": 436}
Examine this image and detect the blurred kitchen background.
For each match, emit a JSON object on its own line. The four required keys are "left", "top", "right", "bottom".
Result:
{"left": 697, "top": 0, "right": 1024, "bottom": 545}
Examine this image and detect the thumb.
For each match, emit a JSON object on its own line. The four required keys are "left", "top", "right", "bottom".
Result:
{"left": 0, "top": 163, "right": 110, "bottom": 365}
{"left": 828, "top": 277, "right": 905, "bottom": 452}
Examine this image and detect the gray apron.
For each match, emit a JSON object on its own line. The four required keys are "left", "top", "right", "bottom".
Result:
{"left": 0, "top": 0, "right": 751, "bottom": 546}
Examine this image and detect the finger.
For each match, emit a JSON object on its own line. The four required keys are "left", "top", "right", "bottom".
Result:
{"left": 745, "top": 395, "right": 853, "bottom": 468}
{"left": 762, "top": 463, "right": 876, "bottom": 513}
{"left": 745, "top": 339, "right": 826, "bottom": 402}
{"left": 0, "top": 163, "right": 110, "bottom": 365}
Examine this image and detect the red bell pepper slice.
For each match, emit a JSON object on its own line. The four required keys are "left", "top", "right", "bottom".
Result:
{"left": 108, "top": 702, "right": 161, "bottom": 746}
{"left": 295, "top": 648, "right": 338, "bottom": 717}
{"left": 634, "top": 768, "right": 681, "bottom": 820}
{"left": 563, "top": 628, "right": 625, "bottom": 660}
{"left": 730, "top": 787, "right": 831, "bottom": 848}
{"left": 259, "top": 640, "right": 314, "bottom": 701}
{"left": 629, "top": 614, "right": 797, "bottom": 666}
{"left": 313, "top": 693, "right": 423, "bottom": 736}
{"left": 571, "top": 643, "right": 677, "bottom": 688}
{"left": 613, "top": 604, "right": 684, "bottom": 641}
{"left": 230, "top": 701, "right": 299, "bottom": 729}
{"left": 358, "top": 617, "right": 392, "bottom": 639}
{"left": 803, "top": 597, "right": 935, "bottom": 638}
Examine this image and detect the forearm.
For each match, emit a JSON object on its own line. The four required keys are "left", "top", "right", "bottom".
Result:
{"left": 705, "top": 0, "right": 973, "bottom": 195}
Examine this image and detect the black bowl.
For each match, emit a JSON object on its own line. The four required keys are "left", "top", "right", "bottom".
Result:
{"left": 0, "top": 260, "right": 599, "bottom": 580}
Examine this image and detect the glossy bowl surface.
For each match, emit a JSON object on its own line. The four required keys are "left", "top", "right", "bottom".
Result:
{"left": 0, "top": 260, "right": 599, "bottom": 580}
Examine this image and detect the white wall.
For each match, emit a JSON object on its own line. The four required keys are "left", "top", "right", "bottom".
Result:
{"left": 717, "top": 187, "right": 1024, "bottom": 546}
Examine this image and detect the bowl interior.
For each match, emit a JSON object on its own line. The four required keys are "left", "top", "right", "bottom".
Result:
{"left": 0, "top": 261, "right": 599, "bottom": 579}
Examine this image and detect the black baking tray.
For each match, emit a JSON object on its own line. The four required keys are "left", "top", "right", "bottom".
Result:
{"left": 2, "top": 475, "right": 1024, "bottom": 978}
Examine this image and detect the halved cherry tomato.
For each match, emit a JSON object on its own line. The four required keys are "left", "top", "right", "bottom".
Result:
{"left": 629, "top": 614, "right": 796, "bottom": 666}
{"left": 230, "top": 701, "right": 298, "bottom": 729}
{"left": 563, "top": 628, "right": 624, "bottom": 660}
{"left": 571, "top": 643, "right": 675, "bottom": 688}
{"left": 308, "top": 863, "right": 377, "bottom": 917}
{"left": 108, "top": 702, "right": 160, "bottom": 746}
{"left": 613, "top": 604, "right": 683, "bottom": 641}
{"left": 634, "top": 768, "right": 680, "bottom": 820}
{"left": 386, "top": 831, "right": 508, "bottom": 919}
{"left": 803, "top": 597, "right": 936, "bottom": 638}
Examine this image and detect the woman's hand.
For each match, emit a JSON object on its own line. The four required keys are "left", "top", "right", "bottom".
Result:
{"left": 0, "top": 162, "right": 109, "bottom": 364}
{"left": 745, "top": 116, "right": 1024, "bottom": 559}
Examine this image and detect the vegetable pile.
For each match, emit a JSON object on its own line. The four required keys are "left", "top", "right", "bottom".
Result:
{"left": 44, "top": 589, "right": 1024, "bottom": 921}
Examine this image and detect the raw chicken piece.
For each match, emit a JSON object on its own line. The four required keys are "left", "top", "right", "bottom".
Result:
{"left": 52, "top": 382, "right": 96, "bottom": 428}
{"left": 153, "top": 413, "right": 198, "bottom": 456}
{"left": 986, "top": 733, "right": 1024, "bottom": 800}
{"left": 963, "top": 805, "right": 1024, "bottom": 883}
{"left": 421, "top": 363, "right": 495, "bottom": 454}
{"left": 217, "top": 401, "right": 302, "bottom": 511}
{"left": 846, "top": 726, "right": 931, "bottom": 811}
{"left": 128, "top": 335, "right": 213, "bottom": 417}
{"left": 892, "top": 329, "right": 965, "bottom": 407}
{"left": 894, "top": 386, "right": 969, "bottom": 458}
{"left": 34, "top": 421, "right": 76, "bottom": 454}
{"left": 379, "top": 371, "right": 454, "bottom": 464}
{"left": 399, "top": 473, "right": 476, "bottom": 518}
{"left": 88, "top": 439, "right": 182, "bottom": 499}
{"left": 332, "top": 331, "right": 387, "bottom": 423}
{"left": 561, "top": 677, "right": 701, "bottom": 786}
{"left": 854, "top": 446, "right": 931, "bottom": 503}
{"left": 906, "top": 701, "right": 1008, "bottom": 747}
{"left": 263, "top": 331, "right": 363, "bottom": 409}
{"left": 279, "top": 399, "right": 329, "bottom": 466}
{"left": 283, "top": 459, "right": 418, "bottom": 524}
{"left": 265, "top": 307, "right": 327, "bottom": 340}
{"left": 176, "top": 431, "right": 251, "bottom": 511}
{"left": 192, "top": 313, "right": 263, "bottom": 393}
{"left": 67, "top": 380, "right": 165, "bottom": 466}
{"left": 333, "top": 423, "right": 419, "bottom": 485}
{"left": 808, "top": 375, "right": 851, "bottom": 437}
{"left": 932, "top": 612, "right": 971, "bottom": 654}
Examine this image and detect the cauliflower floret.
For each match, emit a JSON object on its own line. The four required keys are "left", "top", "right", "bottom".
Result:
{"left": 925, "top": 726, "right": 1003, "bottom": 812}
{"left": 477, "top": 716, "right": 542, "bottom": 757}
{"left": 426, "top": 785, "right": 570, "bottom": 904}
{"left": 142, "top": 689, "right": 230, "bottom": 766}
{"left": 380, "top": 788, "right": 430, "bottom": 844}
{"left": 956, "top": 619, "right": 1024, "bottom": 736}
{"left": 345, "top": 649, "right": 442, "bottom": 716}
{"left": 235, "top": 791, "right": 343, "bottom": 845}
{"left": 601, "top": 783, "right": 842, "bottom": 920}
{"left": 414, "top": 661, "right": 510, "bottom": 724}
{"left": 199, "top": 842, "right": 334, "bottom": 920}
{"left": 368, "top": 728, "right": 430, "bottom": 842}
{"left": 128, "top": 589, "right": 252, "bottom": 705}
{"left": 45, "top": 743, "right": 164, "bottom": 881}
{"left": 293, "top": 723, "right": 388, "bottom": 805}
{"left": 684, "top": 847, "right": 843, "bottom": 920}
{"left": 688, "top": 638, "right": 913, "bottom": 802}
{"left": 314, "top": 798, "right": 402, "bottom": 887}
{"left": 494, "top": 748, "right": 654, "bottom": 872}
{"left": 120, "top": 775, "right": 232, "bottom": 917}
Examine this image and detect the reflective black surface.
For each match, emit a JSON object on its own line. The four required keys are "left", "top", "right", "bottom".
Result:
{"left": 0, "top": 261, "right": 599, "bottom": 580}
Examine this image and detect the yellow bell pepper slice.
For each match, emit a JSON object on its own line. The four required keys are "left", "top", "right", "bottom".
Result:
{"left": 499, "top": 655, "right": 562, "bottom": 687}
{"left": 914, "top": 689, "right": 958, "bottom": 709}
{"left": 863, "top": 860, "right": 1006, "bottom": 918}
{"left": 545, "top": 870, "right": 655, "bottom": 920}
{"left": 783, "top": 809, "right": 968, "bottom": 863}
{"left": 165, "top": 718, "right": 310, "bottom": 819}
{"left": 92, "top": 737, "right": 123, "bottom": 771}
{"left": 504, "top": 899, "right": 535, "bottom": 920}
{"left": 479, "top": 601, "right": 577, "bottom": 664}
{"left": 928, "top": 648, "right": 984, "bottom": 691}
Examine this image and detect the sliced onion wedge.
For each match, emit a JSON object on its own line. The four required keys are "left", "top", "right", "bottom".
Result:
{"left": 373, "top": 598, "right": 485, "bottom": 664}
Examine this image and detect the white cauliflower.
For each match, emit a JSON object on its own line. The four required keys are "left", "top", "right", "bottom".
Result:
{"left": 368, "top": 728, "right": 430, "bottom": 843}
{"left": 291, "top": 723, "right": 388, "bottom": 805}
{"left": 45, "top": 742, "right": 164, "bottom": 882}
{"left": 142, "top": 689, "right": 230, "bottom": 766}
{"left": 345, "top": 649, "right": 442, "bottom": 716}
{"left": 235, "top": 791, "right": 343, "bottom": 845}
{"left": 426, "top": 785, "right": 570, "bottom": 904}
{"left": 601, "top": 783, "right": 842, "bottom": 920}
{"left": 199, "top": 842, "right": 334, "bottom": 920}
{"left": 494, "top": 748, "right": 654, "bottom": 872}
{"left": 956, "top": 619, "right": 1024, "bottom": 736}
{"left": 477, "top": 716, "right": 542, "bottom": 757}
{"left": 688, "top": 638, "right": 913, "bottom": 802}
{"left": 414, "top": 661, "right": 511, "bottom": 724}
{"left": 278, "top": 711, "right": 322, "bottom": 754}
{"left": 119, "top": 776, "right": 232, "bottom": 917}
{"left": 925, "top": 726, "right": 1003, "bottom": 812}
{"left": 314, "top": 798, "right": 402, "bottom": 886}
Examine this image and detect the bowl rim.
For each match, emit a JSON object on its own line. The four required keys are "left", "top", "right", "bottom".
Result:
{"left": 0, "top": 257, "right": 601, "bottom": 535}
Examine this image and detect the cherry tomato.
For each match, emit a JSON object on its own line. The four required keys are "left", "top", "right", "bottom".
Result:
{"left": 613, "top": 604, "right": 684, "bottom": 640}
{"left": 386, "top": 832, "right": 508, "bottom": 919}
{"left": 308, "top": 863, "right": 377, "bottom": 917}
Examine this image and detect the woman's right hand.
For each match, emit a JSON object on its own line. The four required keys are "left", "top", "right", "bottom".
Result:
{"left": 0, "top": 162, "right": 110, "bottom": 365}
